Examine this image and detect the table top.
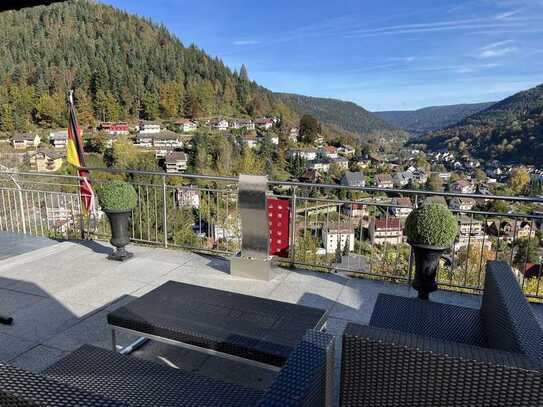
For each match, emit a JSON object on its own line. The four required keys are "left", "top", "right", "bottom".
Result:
{"left": 107, "top": 281, "right": 327, "bottom": 366}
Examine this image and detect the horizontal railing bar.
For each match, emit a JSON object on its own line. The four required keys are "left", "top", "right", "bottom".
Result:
{"left": 270, "top": 180, "right": 543, "bottom": 203}
{"left": 3, "top": 168, "right": 543, "bottom": 204}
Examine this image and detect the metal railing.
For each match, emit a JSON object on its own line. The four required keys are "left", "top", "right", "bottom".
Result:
{"left": 1, "top": 168, "right": 543, "bottom": 300}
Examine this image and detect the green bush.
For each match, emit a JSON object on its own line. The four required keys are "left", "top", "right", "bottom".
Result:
{"left": 405, "top": 203, "right": 458, "bottom": 247}
{"left": 97, "top": 180, "right": 138, "bottom": 211}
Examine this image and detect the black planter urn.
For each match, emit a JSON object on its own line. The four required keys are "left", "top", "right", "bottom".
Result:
{"left": 411, "top": 243, "right": 447, "bottom": 300}
{"left": 104, "top": 209, "right": 133, "bottom": 261}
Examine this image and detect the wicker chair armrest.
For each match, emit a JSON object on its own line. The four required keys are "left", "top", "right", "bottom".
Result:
{"left": 341, "top": 323, "right": 543, "bottom": 407}
{"left": 259, "top": 330, "right": 335, "bottom": 407}
{"left": 0, "top": 363, "right": 128, "bottom": 406}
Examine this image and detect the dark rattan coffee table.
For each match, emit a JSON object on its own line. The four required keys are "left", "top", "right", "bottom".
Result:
{"left": 107, "top": 281, "right": 328, "bottom": 371}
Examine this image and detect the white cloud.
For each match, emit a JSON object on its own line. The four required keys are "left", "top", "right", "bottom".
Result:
{"left": 233, "top": 40, "right": 260, "bottom": 46}
{"left": 478, "top": 40, "right": 517, "bottom": 58}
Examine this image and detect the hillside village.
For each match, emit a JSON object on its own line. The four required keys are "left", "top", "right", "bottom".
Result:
{"left": 1, "top": 111, "right": 543, "bottom": 285}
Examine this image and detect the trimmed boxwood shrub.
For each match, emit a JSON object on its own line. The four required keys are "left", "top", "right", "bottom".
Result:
{"left": 97, "top": 180, "right": 138, "bottom": 211}
{"left": 405, "top": 203, "right": 458, "bottom": 247}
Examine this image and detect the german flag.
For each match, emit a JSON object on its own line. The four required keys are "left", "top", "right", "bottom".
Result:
{"left": 67, "top": 90, "right": 95, "bottom": 214}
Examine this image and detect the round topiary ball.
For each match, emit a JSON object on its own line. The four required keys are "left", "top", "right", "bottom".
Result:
{"left": 97, "top": 180, "right": 138, "bottom": 211}
{"left": 405, "top": 203, "right": 458, "bottom": 248}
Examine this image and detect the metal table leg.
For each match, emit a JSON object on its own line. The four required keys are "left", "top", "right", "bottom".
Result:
{"left": 111, "top": 329, "right": 117, "bottom": 352}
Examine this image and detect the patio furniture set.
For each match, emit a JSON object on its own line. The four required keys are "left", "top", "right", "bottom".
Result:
{"left": 0, "top": 261, "right": 542, "bottom": 405}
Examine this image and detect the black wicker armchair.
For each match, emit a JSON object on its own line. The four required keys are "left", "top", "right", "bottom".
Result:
{"left": 0, "top": 330, "right": 334, "bottom": 406}
{"left": 340, "top": 261, "right": 543, "bottom": 407}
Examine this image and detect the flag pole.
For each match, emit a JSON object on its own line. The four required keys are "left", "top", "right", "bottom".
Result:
{"left": 67, "top": 89, "right": 96, "bottom": 238}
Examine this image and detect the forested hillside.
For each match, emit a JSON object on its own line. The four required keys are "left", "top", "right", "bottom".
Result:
{"left": 274, "top": 93, "right": 406, "bottom": 141}
{"left": 375, "top": 102, "right": 495, "bottom": 135}
{"left": 417, "top": 84, "right": 543, "bottom": 165}
{"left": 0, "top": 0, "right": 401, "bottom": 142}
{"left": 0, "top": 0, "right": 294, "bottom": 131}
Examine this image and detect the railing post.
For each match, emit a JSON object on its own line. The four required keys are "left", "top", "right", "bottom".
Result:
{"left": 162, "top": 175, "right": 168, "bottom": 248}
{"left": 10, "top": 175, "right": 26, "bottom": 235}
{"left": 77, "top": 178, "right": 85, "bottom": 240}
{"left": 289, "top": 186, "right": 297, "bottom": 268}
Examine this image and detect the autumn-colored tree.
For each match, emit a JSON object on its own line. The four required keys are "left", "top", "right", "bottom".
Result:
{"left": 426, "top": 174, "right": 443, "bottom": 192}
{"left": 159, "top": 81, "right": 183, "bottom": 118}
{"left": 94, "top": 89, "right": 121, "bottom": 122}
{"left": 299, "top": 114, "right": 321, "bottom": 144}
{"left": 0, "top": 104, "right": 15, "bottom": 131}
{"left": 109, "top": 136, "right": 139, "bottom": 168}
{"left": 508, "top": 168, "right": 530, "bottom": 195}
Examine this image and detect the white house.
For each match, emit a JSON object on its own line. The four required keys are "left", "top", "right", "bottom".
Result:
{"left": 337, "top": 145, "right": 356, "bottom": 157}
{"left": 287, "top": 148, "right": 318, "bottom": 161}
{"left": 330, "top": 157, "right": 349, "bottom": 171}
{"left": 11, "top": 133, "right": 41, "bottom": 150}
{"left": 212, "top": 119, "right": 229, "bottom": 131}
{"left": 175, "top": 187, "right": 200, "bottom": 209}
{"left": 342, "top": 203, "right": 368, "bottom": 218}
{"left": 255, "top": 118, "right": 274, "bottom": 130}
{"left": 164, "top": 151, "right": 188, "bottom": 173}
{"left": 49, "top": 130, "right": 68, "bottom": 149}
{"left": 175, "top": 119, "right": 197, "bottom": 133}
{"left": 450, "top": 197, "right": 476, "bottom": 211}
{"left": 231, "top": 119, "right": 255, "bottom": 131}
{"left": 153, "top": 131, "right": 183, "bottom": 149}
{"left": 319, "top": 146, "right": 338, "bottom": 159}
{"left": 322, "top": 225, "right": 355, "bottom": 253}
{"left": 391, "top": 197, "right": 413, "bottom": 218}
{"left": 241, "top": 133, "right": 258, "bottom": 149}
{"left": 287, "top": 127, "right": 299, "bottom": 142}
{"left": 369, "top": 217, "right": 403, "bottom": 245}
{"left": 139, "top": 121, "right": 161, "bottom": 134}
{"left": 450, "top": 180, "right": 476, "bottom": 194}
{"left": 135, "top": 134, "right": 154, "bottom": 148}
{"left": 374, "top": 174, "right": 394, "bottom": 189}
{"left": 308, "top": 160, "right": 330, "bottom": 173}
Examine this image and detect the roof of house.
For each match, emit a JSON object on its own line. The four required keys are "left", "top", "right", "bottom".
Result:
{"left": 453, "top": 197, "right": 476, "bottom": 204}
{"left": 321, "top": 146, "right": 337, "bottom": 153}
{"left": 452, "top": 179, "right": 472, "bottom": 187}
{"left": 151, "top": 131, "right": 181, "bottom": 140}
{"left": 11, "top": 133, "right": 38, "bottom": 142}
{"left": 165, "top": 151, "right": 187, "bottom": 162}
{"left": 175, "top": 119, "right": 196, "bottom": 125}
{"left": 342, "top": 171, "right": 365, "bottom": 186}
{"left": 375, "top": 173, "right": 393, "bottom": 183}
{"left": 374, "top": 217, "right": 402, "bottom": 230}
{"left": 394, "top": 197, "right": 412, "bottom": 206}
{"left": 324, "top": 224, "right": 355, "bottom": 234}
{"left": 31, "top": 149, "right": 65, "bottom": 160}
{"left": 255, "top": 118, "right": 274, "bottom": 124}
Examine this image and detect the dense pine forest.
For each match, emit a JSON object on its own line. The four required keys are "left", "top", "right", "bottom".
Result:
{"left": 417, "top": 84, "right": 543, "bottom": 165}
{"left": 0, "top": 0, "right": 296, "bottom": 131}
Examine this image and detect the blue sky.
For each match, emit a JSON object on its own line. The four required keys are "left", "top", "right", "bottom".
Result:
{"left": 105, "top": 0, "right": 543, "bottom": 111}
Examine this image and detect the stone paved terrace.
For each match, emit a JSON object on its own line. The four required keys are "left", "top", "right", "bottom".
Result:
{"left": 1, "top": 232, "right": 543, "bottom": 406}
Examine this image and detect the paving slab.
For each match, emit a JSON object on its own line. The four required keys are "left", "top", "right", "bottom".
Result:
{"left": 10, "top": 345, "right": 69, "bottom": 373}
{"left": 53, "top": 274, "right": 148, "bottom": 308}
{"left": 0, "top": 332, "right": 37, "bottom": 362}
{"left": 0, "top": 298, "right": 98, "bottom": 342}
{"left": 45, "top": 308, "right": 140, "bottom": 353}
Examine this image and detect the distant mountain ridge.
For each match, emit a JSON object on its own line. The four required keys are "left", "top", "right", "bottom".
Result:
{"left": 416, "top": 83, "right": 543, "bottom": 165}
{"left": 375, "top": 102, "right": 495, "bottom": 135}
{"left": 274, "top": 93, "right": 405, "bottom": 140}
